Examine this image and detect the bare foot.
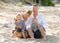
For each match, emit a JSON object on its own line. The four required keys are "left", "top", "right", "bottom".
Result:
{"left": 32, "top": 37, "right": 35, "bottom": 39}
{"left": 43, "top": 36, "right": 47, "bottom": 41}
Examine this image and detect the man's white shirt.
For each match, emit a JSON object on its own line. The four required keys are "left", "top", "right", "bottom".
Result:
{"left": 25, "top": 13, "right": 48, "bottom": 29}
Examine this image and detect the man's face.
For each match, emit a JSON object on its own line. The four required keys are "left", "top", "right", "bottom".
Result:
{"left": 33, "top": 6, "right": 38, "bottom": 17}
{"left": 33, "top": 6, "right": 38, "bottom": 13}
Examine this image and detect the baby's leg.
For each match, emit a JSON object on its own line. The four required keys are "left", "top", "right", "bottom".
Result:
{"left": 14, "top": 31, "right": 22, "bottom": 38}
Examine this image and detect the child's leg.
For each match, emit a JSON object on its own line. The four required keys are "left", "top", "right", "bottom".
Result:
{"left": 21, "top": 30, "right": 26, "bottom": 38}
{"left": 13, "top": 31, "right": 19, "bottom": 38}
{"left": 19, "top": 32, "right": 23, "bottom": 38}
{"left": 24, "top": 30, "right": 30, "bottom": 38}
{"left": 14, "top": 31, "right": 22, "bottom": 38}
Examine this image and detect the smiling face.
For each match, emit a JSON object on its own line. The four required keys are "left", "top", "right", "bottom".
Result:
{"left": 23, "top": 10, "right": 32, "bottom": 21}
{"left": 15, "top": 14, "right": 22, "bottom": 21}
{"left": 33, "top": 6, "right": 38, "bottom": 13}
{"left": 33, "top": 5, "right": 38, "bottom": 17}
{"left": 23, "top": 13, "right": 29, "bottom": 18}
{"left": 23, "top": 13, "right": 29, "bottom": 21}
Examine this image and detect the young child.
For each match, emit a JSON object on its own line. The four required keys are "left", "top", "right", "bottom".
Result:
{"left": 31, "top": 18, "right": 43, "bottom": 38}
{"left": 13, "top": 14, "right": 26, "bottom": 38}
{"left": 31, "top": 18, "right": 38, "bottom": 32}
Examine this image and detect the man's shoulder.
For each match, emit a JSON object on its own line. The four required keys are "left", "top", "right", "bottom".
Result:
{"left": 38, "top": 13, "right": 45, "bottom": 17}
{"left": 38, "top": 13, "right": 44, "bottom": 16}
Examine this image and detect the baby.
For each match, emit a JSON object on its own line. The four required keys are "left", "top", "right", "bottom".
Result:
{"left": 31, "top": 18, "right": 38, "bottom": 32}
{"left": 13, "top": 14, "right": 26, "bottom": 38}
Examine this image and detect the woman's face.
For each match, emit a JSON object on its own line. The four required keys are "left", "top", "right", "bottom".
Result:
{"left": 25, "top": 13, "right": 30, "bottom": 18}
{"left": 23, "top": 13, "right": 29, "bottom": 21}
{"left": 23, "top": 13, "right": 31, "bottom": 21}
{"left": 27, "top": 13, "right": 30, "bottom": 17}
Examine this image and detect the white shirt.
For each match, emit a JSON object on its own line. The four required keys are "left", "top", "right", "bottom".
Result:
{"left": 25, "top": 13, "right": 48, "bottom": 29}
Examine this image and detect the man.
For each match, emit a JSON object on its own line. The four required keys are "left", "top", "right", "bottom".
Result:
{"left": 27, "top": 4, "right": 47, "bottom": 40}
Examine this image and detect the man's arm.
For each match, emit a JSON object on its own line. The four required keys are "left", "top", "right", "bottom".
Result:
{"left": 38, "top": 13, "right": 48, "bottom": 29}
{"left": 41, "top": 14, "right": 47, "bottom": 29}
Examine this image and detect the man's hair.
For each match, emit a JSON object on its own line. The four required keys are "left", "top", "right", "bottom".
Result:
{"left": 33, "top": 4, "right": 38, "bottom": 6}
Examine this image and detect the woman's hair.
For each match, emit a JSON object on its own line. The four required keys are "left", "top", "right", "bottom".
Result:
{"left": 27, "top": 10, "right": 32, "bottom": 15}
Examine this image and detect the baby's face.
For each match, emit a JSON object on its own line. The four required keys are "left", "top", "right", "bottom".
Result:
{"left": 16, "top": 16, "right": 22, "bottom": 21}
{"left": 32, "top": 19, "right": 37, "bottom": 24}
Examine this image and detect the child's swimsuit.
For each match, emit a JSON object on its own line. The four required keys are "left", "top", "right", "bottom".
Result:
{"left": 15, "top": 20, "right": 26, "bottom": 32}
{"left": 31, "top": 23, "right": 38, "bottom": 32}
{"left": 31, "top": 23, "right": 43, "bottom": 38}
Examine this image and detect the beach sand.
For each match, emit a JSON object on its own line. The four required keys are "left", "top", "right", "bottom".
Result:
{"left": 0, "top": 5, "right": 60, "bottom": 43}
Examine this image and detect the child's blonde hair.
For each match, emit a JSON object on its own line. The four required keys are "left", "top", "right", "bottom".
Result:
{"left": 16, "top": 14, "right": 22, "bottom": 17}
{"left": 14, "top": 14, "right": 22, "bottom": 21}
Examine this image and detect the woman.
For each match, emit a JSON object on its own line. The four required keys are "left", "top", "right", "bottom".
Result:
{"left": 22, "top": 10, "right": 34, "bottom": 38}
